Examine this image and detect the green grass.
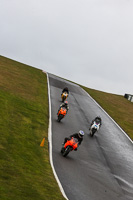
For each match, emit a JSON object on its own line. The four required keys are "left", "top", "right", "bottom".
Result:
{"left": 0, "top": 55, "right": 133, "bottom": 200}
{"left": 0, "top": 56, "right": 65, "bottom": 200}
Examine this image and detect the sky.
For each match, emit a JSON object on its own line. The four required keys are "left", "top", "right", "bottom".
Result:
{"left": 0, "top": 0, "right": 133, "bottom": 95}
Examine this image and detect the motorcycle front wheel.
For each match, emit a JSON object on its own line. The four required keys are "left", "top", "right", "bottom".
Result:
{"left": 62, "top": 146, "right": 72, "bottom": 157}
{"left": 57, "top": 114, "right": 64, "bottom": 122}
{"left": 61, "top": 147, "right": 65, "bottom": 154}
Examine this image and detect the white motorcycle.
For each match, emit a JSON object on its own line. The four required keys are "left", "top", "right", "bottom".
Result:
{"left": 90, "top": 121, "right": 100, "bottom": 137}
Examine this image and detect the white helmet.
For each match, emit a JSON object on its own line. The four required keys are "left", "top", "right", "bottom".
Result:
{"left": 79, "top": 130, "right": 84, "bottom": 137}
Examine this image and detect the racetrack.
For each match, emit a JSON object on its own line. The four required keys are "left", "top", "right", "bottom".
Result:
{"left": 48, "top": 73, "right": 133, "bottom": 200}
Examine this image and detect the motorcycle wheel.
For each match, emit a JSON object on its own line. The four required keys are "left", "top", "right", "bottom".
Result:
{"left": 57, "top": 114, "right": 64, "bottom": 122}
{"left": 90, "top": 128, "right": 96, "bottom": 137}
{"left": 62, "top": 146, "right": 72, "bottom": 157}
{"left": 61, "top": 147, "right": 65, "bottom": 154}
{"left": 62, "top": 96, "right": 66, "bottom": 102}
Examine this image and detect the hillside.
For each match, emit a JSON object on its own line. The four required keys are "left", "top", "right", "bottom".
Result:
{"left": 0, "top": 55, "right": 65, "bottom": 200}
{"left": 0, "top": 55, "right": 132, "bottom": 200}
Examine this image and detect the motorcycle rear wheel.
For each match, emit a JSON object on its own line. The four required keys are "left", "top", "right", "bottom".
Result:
{"left": 62, "top": 96, "right": 66, "bottom": 102}
{"left": 90, "top": 128, "right": 96, "bottom": 137}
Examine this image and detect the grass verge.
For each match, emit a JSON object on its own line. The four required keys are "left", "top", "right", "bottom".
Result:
{"left": 0, "top": 56, "right": 65, "bottom": 200}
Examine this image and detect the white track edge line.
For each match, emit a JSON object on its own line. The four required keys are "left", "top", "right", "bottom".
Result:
{"left": 80, "top": 87, "right": 133, "bottom": 144}
{"left": 46, "top": 72, "right": 69, "bottom": 200}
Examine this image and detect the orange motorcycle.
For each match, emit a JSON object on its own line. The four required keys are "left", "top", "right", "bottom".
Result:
{"left": 61, "top": 137, "right": 79, "bottom": 157}
{"left": 61, "top": 92, "right": 68, "bottom": 102}
{"left": 57, "top": 107, "right": 67, "bottom": 122}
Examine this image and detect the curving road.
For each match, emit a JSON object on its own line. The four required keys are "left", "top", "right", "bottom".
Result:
{"left": 48, "top": 73, "right": 133, "bottom": 200}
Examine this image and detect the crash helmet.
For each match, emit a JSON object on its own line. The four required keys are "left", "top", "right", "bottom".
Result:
{"left": 96, "top": 116, "right": 101, "bottom": 123}
{"left": 64, "top": 101, "right": 68, "bottom": 108}
{"left": 97, "top": 116, "right": 101, "bottom": 120}
{"left": 64, "top": 100, "right": 68, "bottom": 105}
{"left": 79, "top": 130, "right": 84, "bottom": 137}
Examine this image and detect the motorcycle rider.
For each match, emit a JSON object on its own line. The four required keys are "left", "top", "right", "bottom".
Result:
{"left": 58, "top": 100, "right": 69, "bottom": 113}
{"left": 63, "top": 130, "right": 84, "bottom": 150}
{"left": 61, "top": 87, "right": 69, "bottom": 95}
{"left": 90, "top": 116, "right": 102, "bottom": 128}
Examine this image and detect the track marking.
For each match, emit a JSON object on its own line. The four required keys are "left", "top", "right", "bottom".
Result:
{"left": 46, "top": 72, "right": 69, "bottom": 200}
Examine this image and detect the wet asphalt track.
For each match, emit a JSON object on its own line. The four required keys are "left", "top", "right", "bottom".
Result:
{"left": 48, "top": 73, "right": 133, "bottom": 200}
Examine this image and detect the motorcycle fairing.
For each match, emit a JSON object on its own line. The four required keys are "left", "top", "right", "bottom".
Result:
{"left": 64, "top": 138, "right": 78, "bottom": 150}
{"left": 58, "top": 107, "right": 67, "bottom": 116}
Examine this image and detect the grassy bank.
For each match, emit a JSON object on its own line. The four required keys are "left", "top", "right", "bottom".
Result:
{"left": 0, "top": 56, "right": 65, "bottom": 200}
